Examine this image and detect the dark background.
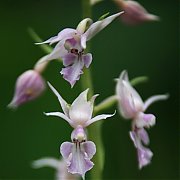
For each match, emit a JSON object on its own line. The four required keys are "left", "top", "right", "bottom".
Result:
{"left": 0, "top": 0, "right": 179, "bottom": 179}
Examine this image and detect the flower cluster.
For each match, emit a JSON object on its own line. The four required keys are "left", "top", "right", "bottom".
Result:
{"left": 8, "top": 1, "right": 168, "bottom": 179}
{"left": 116, "top": 70, "right": 168, "bottom": 168}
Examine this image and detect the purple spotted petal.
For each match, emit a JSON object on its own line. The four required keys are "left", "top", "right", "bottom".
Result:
{"left": 60, "top": 59, "right": 84, "bottom": 87}
{"left": 82, "top": 53, "right": 92, "bottom": 68}
{"left": 137, "top": 146, "right": 153, "bottom": 169}
{"left": 60, "top": 141, "right": 96, "bottom": 179}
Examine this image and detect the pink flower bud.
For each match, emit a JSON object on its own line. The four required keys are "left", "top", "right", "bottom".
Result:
{"left": 114, "top": 0, "right": 159, "bottom": 25}
{"left": 8, "top": 70, "right": 45, "bottom": 109}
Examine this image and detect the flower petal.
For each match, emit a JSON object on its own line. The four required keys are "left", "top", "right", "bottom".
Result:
{"left": 36, "top": 28, "right": 77, "bottom": 45}
{"left": 129, "top": 131, "right": 138, "bottom": 148}
{"left": 135, "top": 112, "right": 156, "bottom": 128}
{"left": 32, "top": 158, "right": 59, "bottom": 169}
{"left": 116, "top": 70, "right": 144, "bottom": 119}
{"left": 85, "top": 111, "right": 115, "bottom": 127}
{"left": 62, "top": 53, "right": 77, "bottom": 67}
{"left": 69, "top": 89, "right": 93, "bottom": 127}
{"left": 44, "top": 112, "right": 74, "bottom": 126}
{"left": 60, "top": 142, "right": 73, "bottom": 159}
{"left": 81, "top": 12, "right": 123, "bottom": 48}
{"left": 47, "top": 82, "right": 69, "bottom": 116}
{"left": 143, "top": 94, "right": 169, "bottom": 111}
{"left": 82, "top": 53, "right": 92, "bottom": 68}
{"left": 61, "top": 141, "right": 95, "bottom": 179}
{"left": 60, "top": 59, "right": 84, "bottom": 88}
{"left": 138, "top": 128, "right": 149, "bottom": 145}
{"left": 36, "top": 40, "right": 67, "bottom": 65}
{"left": 83, "top": 141, "right": 96, "bottom": 159}
{"left": 137, "top": 147, "right": 153, "bottom": 169}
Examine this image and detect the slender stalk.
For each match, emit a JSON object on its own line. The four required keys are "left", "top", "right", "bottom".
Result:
{"left": 94, "top": 95, "right": 117, "bottom": 114}
{"left": 81, "top": 0, "right": 103, "bottom": 179}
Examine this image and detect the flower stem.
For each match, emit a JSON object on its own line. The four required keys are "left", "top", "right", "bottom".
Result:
{"left": 80, "top": 0, "right": 103, "bottom": 179}
{"left": 94, "top": 95, "right": 117, "bottom": 114}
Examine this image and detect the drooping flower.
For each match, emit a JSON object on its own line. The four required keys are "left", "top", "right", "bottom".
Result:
{"left": 32, "top": 157, "right": 79, "bottom": 180}
{"left": 114, "top": 0, "right": 159, "bottom": 25}
{"left": 36, "top": 12, "right": 123, "bottom": 87}
{"left": 8, "top": 70, "right": 45, "bottom": 109}
{"left": 116, "top": 70, "right": 168, "bottom": 168}
{"left": 45, "top": 82, "right": 115, "bottom": 129}
{"left": 61, "top": 126, "right": 96, "bottom": 179}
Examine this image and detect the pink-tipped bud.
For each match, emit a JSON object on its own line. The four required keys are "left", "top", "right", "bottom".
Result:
{"left": 8, "top": 70, "right": 46, "bottom": 109}
{"left": 115, "top": 0, "right": 159, "bottom": 25}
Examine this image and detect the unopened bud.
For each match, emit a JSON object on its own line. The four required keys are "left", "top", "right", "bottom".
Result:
{"left": 114, "top": 0, "right": 159, "bottom": 25}
{"left": 8, "top": 70, "right": 45, "bottom": 109}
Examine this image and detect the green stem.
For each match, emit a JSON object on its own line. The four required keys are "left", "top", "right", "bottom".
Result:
{"left": 80, "top": 1, "right": 103, "bottom": 179}
{"left": 130, "top": 76, "right": 148, "bottom": 86}
{"left": 94, "top": 95, "right": 117, "bottom": 114}
{"left": 28, "top": 27, "right": 53, "bottom": 54}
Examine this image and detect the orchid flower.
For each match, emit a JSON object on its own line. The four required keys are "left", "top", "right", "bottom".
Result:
{"left": 45, "top": 82, "right": 115, "bottom": 129}
{"left": 8, "top": 70, "right": 45, "bottom": 109}
{"left": 36, "top": 12, "right": 123, "bottom": 87}
{"left": 114, "top": 0, "right": 159, "bottom": 25}
{"left": 32, "top": 157, "right": 79, "bottom": 180}
{"left": 60, "top": 126, "right": 96, "bottom": 179}
{"left": 116, "top": 70, "right": 168, "bottom": 168}
{"left": 44, "top": 82, "right": 115, "bottom": 178}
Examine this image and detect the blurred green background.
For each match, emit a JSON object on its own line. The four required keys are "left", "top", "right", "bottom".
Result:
{"left": 0, "top": 0, "right": 178, "bottom": 179}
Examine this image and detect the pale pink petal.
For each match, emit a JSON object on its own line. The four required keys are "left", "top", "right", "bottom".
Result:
{"left": 82, "top": 53, "right": 92, "bottom": 68}
{"left": 85, "top": 12, "right": 123, "bottom": 41}
{"left": 36, "top": 28, "right": 77, "bottom": 45}
{"left": 60, "top": 142, "right": 73, "bottom": 159}
{"left": 69, "top": 89, "right": 93, "bottom": 127}
{"left": 85, "top": 111, "right": 115, "bottom": 127}
{"left": 60, "top": 141, "right": 95, "bottom": 179}
{"left": 62, "top": 53, "right": 77, "bottom": 67}
{"left": 116, "top": 70, "right": 144, "bottom": 119}
{"left": 135, "top": 112, "right": 156, "bottom": 128}
{"left": 143, "top": 94, "right": 169, "bottom": 111}
{"left": 129, "top": 131, "right": 138, "bottom": 148}
{"left": 60, "top": 59, "right": 84, "bottom": 87}
{"left": 47, "top": 82, "right": 69, "bottom": 116}
{"left": 36, "top": 40, "right": 67, "bottom": 65}
{"left": 44, "top": 112, "right": 74, "bottom": 126}
{"left": 138, "top": 128, "right": 149, "bottom": 145}
{"left": 138, "top": 147, "right": 153, "bottom": 169}
{"left": 83, "top": 141, "right": 96, "bottom": 159}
